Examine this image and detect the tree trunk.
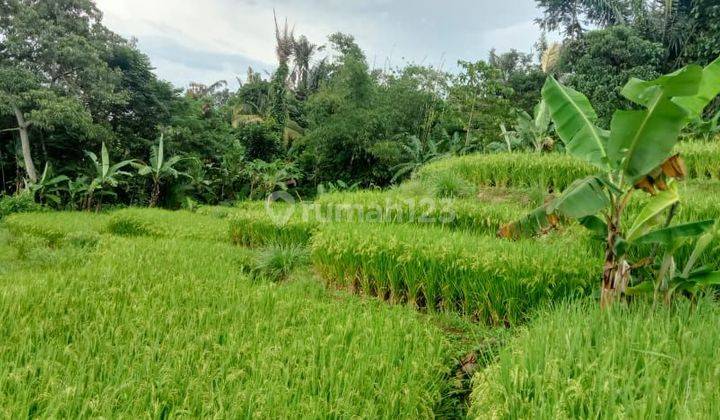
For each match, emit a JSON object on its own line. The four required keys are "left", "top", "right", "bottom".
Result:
{"left": 601, "top": 233, "right": 620, "bottom": 309}
{"left": 149, "top": 180, "right": 160, "bottom": 207}
{"left": 601, "top": 221, "right": 630, "bottom": 309}
{"left": 12, "top": 105, "right": 38, "bottom": 183}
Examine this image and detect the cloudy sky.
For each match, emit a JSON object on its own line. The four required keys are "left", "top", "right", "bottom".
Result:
{"left": 95, "top": 0, "right": 547, "bottom": 88}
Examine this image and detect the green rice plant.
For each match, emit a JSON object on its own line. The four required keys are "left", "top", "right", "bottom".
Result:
{"left": 7, "top": 228, "right": 100, "bottom": 270}
{"left": 105, "top": 208, "right": 229, "bottom": 242}
{"left": 0, "top": 234, "right": 476, "bottom": 418}
{"left": 470, "top": 300, "right": 720, "bottom": 419}
{"left": 106, "top": 212, "right": 153, "bottom": 237}
{"left": 311, "top": 223, "right": 600, "bottom": 325}
{"left": 414, "top": 153, "right": 596, "bottom": 191}
{"left": 251, "top": 245, "right": 309, "bottom": 282}
{"left": 315, "top": 189, "right": 527, "bottom": 235}
{"left": 413, "top": 142, "right": 720, "bottom": 196}
{"left": 4, "top": 212, "right": 108, "bottom": 246}
{"left": 6, "top": 209, "right": 231, "bottom": 244}
{"left": 228, "top": 207, "right": 317, "bottom": 247}
{"left": 677, "top": 141, "right": 720, "bottom": 180}
{"left": 430, "top": 172, "right": 477, "bottom": 198}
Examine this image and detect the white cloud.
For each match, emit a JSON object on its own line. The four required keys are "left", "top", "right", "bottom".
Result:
{"left": 95, "top": 0, "right": 547, "bottom": 87}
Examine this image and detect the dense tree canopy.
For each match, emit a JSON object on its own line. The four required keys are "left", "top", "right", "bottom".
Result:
{"left": 1, "top": 0, "right": 718, "bottom": 210}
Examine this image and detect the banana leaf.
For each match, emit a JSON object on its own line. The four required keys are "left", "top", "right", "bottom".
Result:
{"left": 548, "top": 176, "right": 609, "bottom": 219}
{"left": 541, "top": 76, "right": 609, "bottom": 169}
{"left": 674, "top": 57, "right": 720, "bottom": 117}
{"left": 626, "top": 185, "right": 679, "bottom": 243}
{"left": 634, "top": 220, "right": 716, "bottom": 246}
{"left": 607, "top": 94, "right": 689, "bottom": 183}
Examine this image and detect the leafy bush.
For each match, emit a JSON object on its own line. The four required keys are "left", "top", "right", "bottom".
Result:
{"left": 0, "top": 192, "right": 41, "bottom": 220}
{"left": 470, "top": 300, "right": 720, "bottom": 418}
{"left": 556, "top": 26, "right": 665, "bottom": 125}
{"left": 311, "top": 223, "right": 599, "bottom": 324}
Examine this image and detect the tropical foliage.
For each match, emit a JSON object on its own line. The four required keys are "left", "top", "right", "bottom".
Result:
{"left": 502, "top": 56, "right": 720, "bottom": 306}
{"left": 3, "top": 1, "right": 720, "bottom": 417}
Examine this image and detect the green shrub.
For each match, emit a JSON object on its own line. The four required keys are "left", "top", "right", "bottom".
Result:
{"left": 0, "top": 191, "right": 41, "bottom": 220}
{"left": 470, "top": 300, "right": 720, "bottom": 419}
{"left": 311, "top": 223, "right": 600, "bottom": 324}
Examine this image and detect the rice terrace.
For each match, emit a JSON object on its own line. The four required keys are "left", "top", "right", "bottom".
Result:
{"left": 2, "top": 0, "right": 720, "bottom": 418}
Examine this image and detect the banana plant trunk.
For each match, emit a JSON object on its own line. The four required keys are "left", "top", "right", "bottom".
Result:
{"left": 602, "top": 223, "right": 620, "bottom": 308}
{"left": 601, "top": 208, "right": 630, "bottom": 308}
{"left": 149, "top": 180, "right": 160, "bottom": 208}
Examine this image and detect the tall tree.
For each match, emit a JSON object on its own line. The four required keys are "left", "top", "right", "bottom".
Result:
{"left": 269, "top": 11, "right": 294, "bottom": 135}
{"left": 0, "top": 0, "right": 127, "bottom": 182}
{"left": 557, "top": 26, "right": 665, "bottom": 125}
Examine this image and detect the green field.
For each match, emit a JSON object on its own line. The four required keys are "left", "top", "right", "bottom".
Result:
{"left": 3, "top": 2, "right": 720, "bottom": 417}
{"left": 2, "top": 146, "right": 720, "bottom": 417}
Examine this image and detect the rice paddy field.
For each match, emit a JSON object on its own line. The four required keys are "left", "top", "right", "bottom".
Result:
{"left": 2, "top": 142, "right": 720, "bottom": 418}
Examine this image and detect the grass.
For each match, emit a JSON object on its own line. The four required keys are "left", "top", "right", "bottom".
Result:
{"left": 250, "top": 245, "right": 310, "bottom": 282}
{"left": 413, "top": 142, "right": 720, "bottom": 194}
{"left": 470, "top": 300, "right": 720, "bottom": 419}
{"left": 678, "top": 141, "right": 720, "bottom": 180}
{"left": 228, "top": 207, "right": 317, "bottom": 247}
{"left": 0, "top": 226, "right": 485, "bottom": 418}
{"left": 311, "top": 222, "right": 600, "bottom": 325}
{"left": 106, "top": 208, "right": 230, "bottom": 242}
{"left": 315, "top": 189, "right": 529, "bottom": 235}
{"left": 4, "top": 209, "right": 231, "bottom": 244}
{"left": 4, "top": 212, "right": 108, "bottom": 245}
{"left": 414, "top": 152, "right": 596, "bottom": 191}
{"left": 2, "top": 148, "right": 719, "bottom": 417}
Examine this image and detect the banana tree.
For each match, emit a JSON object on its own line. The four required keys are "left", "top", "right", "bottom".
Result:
{"left": 501, "top": 56, "right": 720, "bottom": 307}
{"left": 26, "top": 163, "right": 69, "bottom": 206}
{"left": 133, "top": 135, "right": 190, "bottom": 207}
{"left": 514, "top": 100, "right": 553, "bottom": 152}
{"left": 84, "top": 142, "right": 135, "bottom": 210}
